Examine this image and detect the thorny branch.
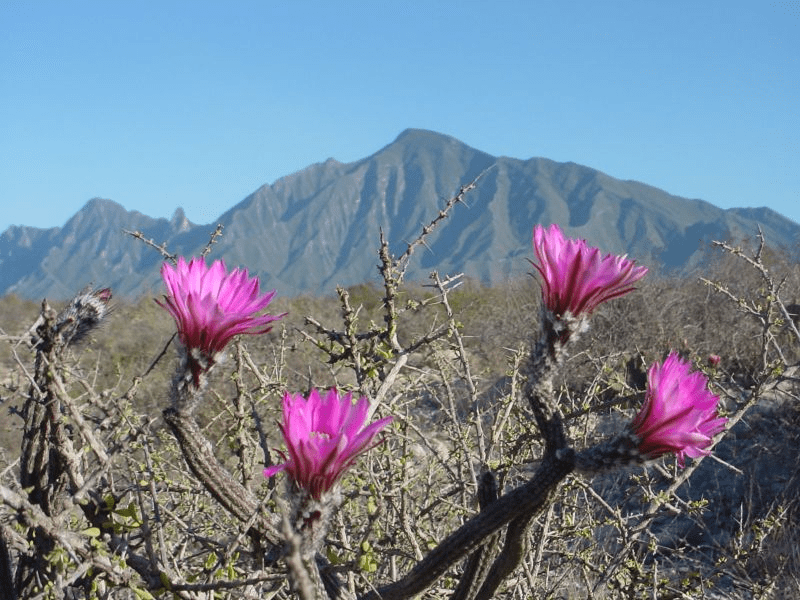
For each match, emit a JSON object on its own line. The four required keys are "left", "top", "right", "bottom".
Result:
{"left": 2, "top": 174, "right": 798, "bottom": 599}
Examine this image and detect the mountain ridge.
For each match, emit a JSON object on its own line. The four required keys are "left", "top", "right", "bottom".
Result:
{"left": 2, "top": 129, "right": 798, "bottom": 300}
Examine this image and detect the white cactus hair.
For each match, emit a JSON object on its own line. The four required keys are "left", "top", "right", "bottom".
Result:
{"left": 55, "top": 287, "right": 113, "bottom": 346}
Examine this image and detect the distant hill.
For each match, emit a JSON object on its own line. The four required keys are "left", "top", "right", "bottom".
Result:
{"left": 2, "top": 129, "right": 798, "bottom": 300}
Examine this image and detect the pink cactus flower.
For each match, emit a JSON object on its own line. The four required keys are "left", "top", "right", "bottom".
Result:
{"left": 632, "top": 352, "right": 727, "bottom": 467}
{"left": 157, "top": 256, "right": 284, "bottom": 384}
{"left": 264, "top": 389, "right": 393, "bottom": 500}
{"left": 707, "top": 354, "right": 721, "bottom": 368}
{"left": 532, "top": 224, "right": 648, "bottom": 317}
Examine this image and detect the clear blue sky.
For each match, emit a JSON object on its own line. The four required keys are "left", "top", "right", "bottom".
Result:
{"left": 2, "top": 1, "right": 798, "bottom": 233}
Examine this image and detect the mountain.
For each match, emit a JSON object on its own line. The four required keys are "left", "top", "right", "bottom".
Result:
{"left": 2, "top": 129, "right": 799, "bottom": 300}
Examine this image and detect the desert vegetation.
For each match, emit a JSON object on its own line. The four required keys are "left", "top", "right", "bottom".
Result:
{"left": 0, "top": 185, "right": 799, "bottom": 599}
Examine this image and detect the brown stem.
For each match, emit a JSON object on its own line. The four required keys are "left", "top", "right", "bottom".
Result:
{"left": 162, "top": 408, "right": 282, "bottom": 546}
{"left": 358, "top": 453, "right": 573, "bottom": 600}
{"left": 451, "top": 471, "right": 501, "bottom": 600}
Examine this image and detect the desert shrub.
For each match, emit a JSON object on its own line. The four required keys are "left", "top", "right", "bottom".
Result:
{"left": 0, "top": 185, "right": 798, "bottom": 600}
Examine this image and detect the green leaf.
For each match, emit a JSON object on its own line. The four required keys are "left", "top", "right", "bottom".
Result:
{"left": 131, "top": 587, "right": 156, "bottom": 600}
{"left": 159, "top": 571, "right": 172, "bottom": 590}
{"left": 326, "top": 547, "right": 341, "bottom": 565}
{"left": 81, "top": 527, "right": 101, "bottom": 538}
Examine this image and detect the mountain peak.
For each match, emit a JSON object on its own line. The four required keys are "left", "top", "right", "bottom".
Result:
{"left": 170, "top": 207, "right": 192, "bottom": 232}
{"left": 61, "top": 198, "right": 130, "bottom": 230}
{"left": 391, "top": 128, "right": 472, "bottom": 149}
{"left": 83, "top": 197, "right": 124, "bottom": 214}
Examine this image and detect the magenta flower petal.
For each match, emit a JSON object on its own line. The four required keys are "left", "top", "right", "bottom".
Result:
{"left": 156, "top": 256, "right": 285, "bottom": 384}
{"left": 264, "top": 389, "right": 393, "bottom": 500}
{"left": 263, "top": 463, "right": 287, "bottom": 478}
{"left": 632, "top": 352, "right": 727, "bottom": 467}
{"left": 532, "top": 224, "right": 648, "bottom": 317}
